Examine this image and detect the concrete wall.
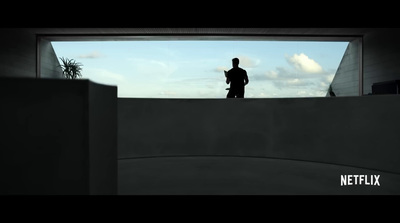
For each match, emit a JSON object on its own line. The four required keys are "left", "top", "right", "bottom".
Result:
{"left": 119, "top": 156, "right": 400, "bottom": 195}
{"left": 0, "top": 78, "right": 117, "bottom": 195}
{"left": 363, "top": 29, "right": 400, "bottom": 95}
{"left": 0, "top": 29, "right": 37, "bottom": 78}
{"left": 330, "top": 40, "right": 359, "bottom": 96}
{"left": 88, "top": 81, "right": 118, "bottom": 194}
{"left": 118, "top": 97, "right": 400, "bottom": 194}
{"left": 0, "top": 29, "right": 62, "bottom": 79}
{"left": 40, "top": 38, "right": 63, "bottom": 78}
{"left": 328, "top": 29, "right": 400, "bottom": 96}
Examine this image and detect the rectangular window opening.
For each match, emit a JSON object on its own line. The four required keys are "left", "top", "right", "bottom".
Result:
{"left": 38, "top": 35, "right": 362, "bottom": 98}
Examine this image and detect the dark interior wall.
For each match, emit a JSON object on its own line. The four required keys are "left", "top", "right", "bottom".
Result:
{"left": 0, "top": 29, "right": 63, "bottom": 79}
{"left": 330, "top": 28, "right": 400, "bottom": 96}
{"left": 0, "top": 78, "right": 88, "bottom": 194}
{"left": 88, "top": 81, "right": 118, "bottom": 194}
{"left": 0, "top": 78, "right": 117, "bottom": 195}
{"left": 363, "top": 29, "right": 400, "bottom": 94}
{"left": 118, "top": 97, "right": 400, "bottom": 174}
{"left": 0, "top": 29, "right": 37, "bottom": 78}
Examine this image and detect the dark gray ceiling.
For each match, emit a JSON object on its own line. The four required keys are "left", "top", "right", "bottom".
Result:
{"left": 34, "top": 28, "right": 389, "bottom": 42}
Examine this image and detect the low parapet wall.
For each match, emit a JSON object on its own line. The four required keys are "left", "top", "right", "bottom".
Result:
{"left": 118, "top": 96, "right": 400, "bottom": 194}
{"left": 118, "top": 96, "right": 400, "bottom": 174}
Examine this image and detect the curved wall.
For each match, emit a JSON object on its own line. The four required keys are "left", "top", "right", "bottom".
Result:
{"left": 118, "top": 96, "right": 400, "bottom": 194}
{"left": 119, "top": 156, "right": 400, "bottom": 195}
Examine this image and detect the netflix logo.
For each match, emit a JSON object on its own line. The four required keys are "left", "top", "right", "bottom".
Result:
{"left": 341, "top": 175, "right": 380, "bottom": 186}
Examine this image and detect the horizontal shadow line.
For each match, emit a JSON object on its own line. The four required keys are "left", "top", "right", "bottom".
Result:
{"left": 118, "top": 154, "right": 400, "bottom": 176}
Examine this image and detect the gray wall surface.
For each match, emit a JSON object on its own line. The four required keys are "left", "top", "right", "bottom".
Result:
{"left": 118, "top": 97, "right": 400, "bottom": 194}
{"left": 88, "top": 81, "right": 118, "bottom": 194}
{"left": 317, "top": 28, "right": 400, "bottom": 96}
{"left": 40, "top": 38, "right": 63, "bottom": 78}
{"left": 0, "top": 29, "right": 63, "bottom": 79}
{"left": 330, "top": 40, "right": 359, "bottom": 96}
{"left": 0, "top": 29, "right": 37, "bottom": 78}
{"left": 0, "top": 78, "right": 117, "bottom": 195}
{"left": 363, "top": 29, "right": 400, "bottom": 94}
{"left": 119, "top": 157, "right": 400, "bottom": 195}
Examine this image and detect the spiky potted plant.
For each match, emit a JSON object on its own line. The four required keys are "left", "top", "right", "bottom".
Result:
{"left": 59, "top": 57, "right": 83, "bottom": 79}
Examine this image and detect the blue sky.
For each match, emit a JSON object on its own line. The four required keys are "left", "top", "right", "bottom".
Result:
{"left": 51, "top": 40, "right": 349, "bottom": 98}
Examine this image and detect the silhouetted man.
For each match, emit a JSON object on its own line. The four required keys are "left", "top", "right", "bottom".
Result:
{"left": 225, "top": 58, "right": 249, "bottom": 98}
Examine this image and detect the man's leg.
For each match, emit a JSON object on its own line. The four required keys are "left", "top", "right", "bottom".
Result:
{"left": 227, "top": 89, "right": 235, "bottom": 98}
{"left": 236, "top": 88, "right": 245, "bottom": 98}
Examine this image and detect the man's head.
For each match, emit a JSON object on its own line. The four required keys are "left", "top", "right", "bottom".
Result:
{"left": 232, "top": 58, "right": 239, "bottom": 68}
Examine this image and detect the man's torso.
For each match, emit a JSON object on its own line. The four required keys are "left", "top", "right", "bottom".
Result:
{"left": 228, "top": 67, "right": 246, "bottom": 88}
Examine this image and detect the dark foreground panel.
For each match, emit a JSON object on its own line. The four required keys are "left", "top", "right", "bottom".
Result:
{"left": 0, "top": 78, "right": 117, "bottom": 195}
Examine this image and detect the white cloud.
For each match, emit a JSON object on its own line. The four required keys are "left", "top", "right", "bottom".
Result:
{"left": 287, "top": 78, "right": 302, "bottom": 85}
{"left": 265, "top": 70, "right": 278, "bottom": 79}
{"left": 325, "top": 74, "right": 335, "bottom": 83}
{"left": 251, "top": 66, "right": 306, "bottom": 82}
{"left": 84, "top": 68, "right": 125, "bottom": 87}
{"left": 159, "top": 91, "right": 177, "bottom": 97}
{"left": 237, "top": 55, "right": 260, "bottom": 68}
{"left": 251, "top": 70, "right": 279, "bottom": 81}
{"left": 318, "top": 73, "right": 336, "bottom": 90}
{"left": 127, "top": 58, "right": 177, "bottom": 79}
{"left": 215, "top": 55, "right": 259, "bottom": 72}
{"left": 78, "top": 51, "right": 104, "bottom": 59}
{"left": 286, "top": 53, "right": 323, "bottom": 74}
{"left": 214, "top": 66, "right": 229, "bottom": 73}
{"left": 297, "top": 90, "right": 308, "bottom": 96}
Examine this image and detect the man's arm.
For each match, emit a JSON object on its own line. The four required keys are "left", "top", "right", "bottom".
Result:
{"left": 225, "top": 70, "right": 230, "bottom": 84}
{"left": 244, "top": 71, "right": 249, "bottom": 86}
